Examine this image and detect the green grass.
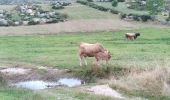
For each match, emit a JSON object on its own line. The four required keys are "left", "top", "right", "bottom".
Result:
{"left": 0, "top": 28, "right": 170, "bottom": 69}
{"left": 94, "top": 2, "right": 148, "bottom": 15}
{"left": 0, "top": 86, "right": 114, "bottom": 100}
{"left": 39, "top": 4, "right": 52, "bottom": 11}
{"left": 56, "top": 3, "right": 116, "bottom": 19}
{"left": 39, "top": 88, "right": 115, "bottom": 100}
{"left": 0, "top": 87, "right": 54, "bottom": 100}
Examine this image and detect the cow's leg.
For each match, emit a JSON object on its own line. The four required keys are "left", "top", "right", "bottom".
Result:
{"left": 95, "top": 57, "right": 100, "bottom": 65}
{"left": 83, "top": 57, "right": 87, "bottom": 66}
{"left": 79, "top": 56, "right": 83, "bottom": 66}
{"left": 106, "top": 60, "right": 109, "bottom": 65}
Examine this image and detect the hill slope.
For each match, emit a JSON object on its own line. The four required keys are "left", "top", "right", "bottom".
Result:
{"left": 0, "top": 0, "right": 71, "bottom": 4}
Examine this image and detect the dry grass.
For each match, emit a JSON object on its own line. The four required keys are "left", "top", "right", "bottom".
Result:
{"left": 0, "top": 19, "right": 141, "bottom": 35}
{"left": 0, "top": 5, "right": 16, "bottom": 11}
{"left": 109, "top": 61, "right": 170, "bottom": 98}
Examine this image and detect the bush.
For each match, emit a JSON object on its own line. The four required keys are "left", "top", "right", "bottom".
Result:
{"left": 74, "top": 64, "right": 112, "bottom": 83}
{"left": 120, "top": 13, "right": 126, "bottom": 19}
{"left": 52, "top": 5, "right": 64, "bottom": 9}
{"left": 87, "top": 0, "right": 93, "bottom": 2}
{"left": 110, "top": 9, "right": 119, "bottom": 14}
{"left": 166, "top": 18, "right": 170, "bottom": 22}
{"left": 133, "top": 15, "right": 140, "bottom": 21}
{"left": 46, "top": 19, "right": 59, "bottom": 24}
{"left": 140, "top": 15, "right": 151, "bottom": 22}
{"left": 117, "top": 0, "right": 125, "bottom": 2}
{"left": 97, "top": 6, "right": 109, "bottom": 11}
{"left": 76, "top": 0, "right": 88, "bottom": 5}
{"left": 7, "top": 20, "right": 15, "bottom": 26}
{"left": 112, "top": 0, "right": 118, "bottom": 7}
{"left": 28, "top": 20, "right": 40, "bottom": 25}
{"left": 0, "top": 73, "right": 6, "bottom": 86}
{"left": 0, "top": 19, "right": 8, "bottom": 26}
{"left": 60, "top": 13, "right": 69, "bottom": 19}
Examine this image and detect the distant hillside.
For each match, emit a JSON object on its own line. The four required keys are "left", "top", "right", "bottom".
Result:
{"left": 0, "top": 0, "right": 73, "bottom": 4}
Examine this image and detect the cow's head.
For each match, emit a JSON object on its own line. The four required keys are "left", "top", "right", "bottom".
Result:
{"left": 134, "top": 33, "right": 140, "bottom": 39}
{"left": 135, "top": 33, "right": 140, "bottom": 37}
{"left": 104, "top": 50, "right": 111, "bottom": 60}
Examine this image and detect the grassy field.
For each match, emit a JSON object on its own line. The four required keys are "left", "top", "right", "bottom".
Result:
{"left": 0, "top": 87, "right": 54, "bottom": 100}
{"left": 0, "top": 27, "right": 170, "bottom": 99}
{"left": 94, "top": 2, "right": 148, "bottom": 15}
{"left": 56, "top": 3, "right": 116, "bottom": 19}
{"left": 0, "top": 2, "right": 170, "bottom": 100}
{"left": 0, "top": 27, "right": 170, "bottom": 69}
{"left": 0, "top": 86, "right": 115, "bottom": 100}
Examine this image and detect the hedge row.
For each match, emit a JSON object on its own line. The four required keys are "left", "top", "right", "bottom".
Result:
{"left": 77, "top": 0, "right": 153, "bottom": 22}
{"left": 77, "top": 0, "right": 109, "bottom": 12}
{"left": 120, "top": 13, "right": 154, "bottom": 22}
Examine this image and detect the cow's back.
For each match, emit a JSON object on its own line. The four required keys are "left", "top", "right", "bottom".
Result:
{"left": 79, "top": 42, "right": 105, "bottom": 57}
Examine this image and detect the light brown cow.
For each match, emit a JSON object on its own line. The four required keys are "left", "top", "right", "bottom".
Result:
{"left": 79, "top": 42, "right": 111, "bottom": 66}
{"left": 125, "top": 33, "right": 140, "bottom": 40}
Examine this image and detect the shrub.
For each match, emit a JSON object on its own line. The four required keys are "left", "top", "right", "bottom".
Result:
{"left": 52, "top": 5, "right": 64, "bottom": 9}
{"left": 28, "top": 20, "right": 39, "bottom": 25}
{"left": 112, "top": 0, "right": 118, "bottom": 7}
{"left": 87, "top": 0, "right": 93, "bottom": 2}
{"left": 76, "top": 0, "right": 88, "bottom": 5}
{"left": 74, "top": 64, "right": 112, "bottom": 83}
{"left": 7, "top": 20, "right": 15, "bottom": 26}
{"left": 110, "top": 9, "right": 119, "bottom": 14}
{"left": 117, "top": 0, "right": 125, "bottom": 2}
{"left": 62, "top": 2, "right": 71, "bottom": 6}
{"left": 140, "top": 15, "right": 151, "bottom": 22}
{"left": 97, "top": 6, "right": 109, "bottom": 11}
{"left": 166, "top": 18, "right": 170, "bottom": 22}
{"left": 0, "top": 72, "right": 6, "bottom": 86}
{"left": 60, "top": 13, "right": 69, "bottom": 19}
{"left": 0, "top": 19, "right": 8, "bottom": 26}
{"left": 119, "top": 13, "right": 126, "bottom": 19}
{"left": 133, "top": 15, "right": 140, "bottom": 21}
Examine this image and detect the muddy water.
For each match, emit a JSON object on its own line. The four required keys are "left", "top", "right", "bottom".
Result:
{"left": 58, "top": 78, "right": 82, "bottom": 87}
{"left": 15, "top": 81, "right": 59, "bottom": 90}
{"left": 14, "top": 78, "right": 83, "bottom": 90}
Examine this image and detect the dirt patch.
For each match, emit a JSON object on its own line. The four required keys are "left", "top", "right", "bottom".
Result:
{"left": 87, "top": 84, "right": 124, "bottom": 99}
{"left": 0, "top": 67, "right": 72, "bottom": 83}
{"left": 0, "top": 68, "right": 31, "bottom": 75}
{"left": 0, "top": 19, "right": 155, "bottom": 35}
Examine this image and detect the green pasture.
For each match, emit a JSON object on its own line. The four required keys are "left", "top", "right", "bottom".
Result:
{"left": 0, "top": 28, "right": 170, "bottom": 69}
{"left": 0, "top": 85, "right": 113, "bottom": 100}
{"left": 56, "top": 3, "right": 116, "bottom": 19}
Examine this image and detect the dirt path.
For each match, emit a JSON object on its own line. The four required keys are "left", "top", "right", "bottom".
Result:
{"left": 0, "top": 19, "right": 163, "bottom": 36}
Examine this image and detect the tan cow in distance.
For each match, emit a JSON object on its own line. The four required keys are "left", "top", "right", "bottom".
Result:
{"left": 125, "top": 33, "right": 140, "bottom": 40}
{"left": 79, "top": 42, "right": 111, "bottom": 66}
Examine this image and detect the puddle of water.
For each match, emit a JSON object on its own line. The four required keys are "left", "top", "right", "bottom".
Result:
{"left": 15, "top": 81, "right": 59, "bottom": 90}
{"left": 14, "top": 78, "right": 83, "bottom": 90}
{"left": 0, "top": 68, "right": 30, "bottom": 75}
{"left": 57, "top": 78, "right": 82, "bottom": 87}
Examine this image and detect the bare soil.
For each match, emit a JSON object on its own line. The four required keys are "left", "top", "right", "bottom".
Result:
{"left": 0, "top": 19, "right": 163, "bottom": 36}
{"left": 0, "top": 67, "right": 71, "bottom": 83}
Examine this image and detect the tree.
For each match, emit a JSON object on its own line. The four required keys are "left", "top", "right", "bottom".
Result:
{"left": 112, "top": 0, "right": 118, "bottom": 7}
{"left": 146, "top": 0, "right": 164, "bottom": 15}
{"left": 164, "top": 0, "right": 170, "bottom": 20}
